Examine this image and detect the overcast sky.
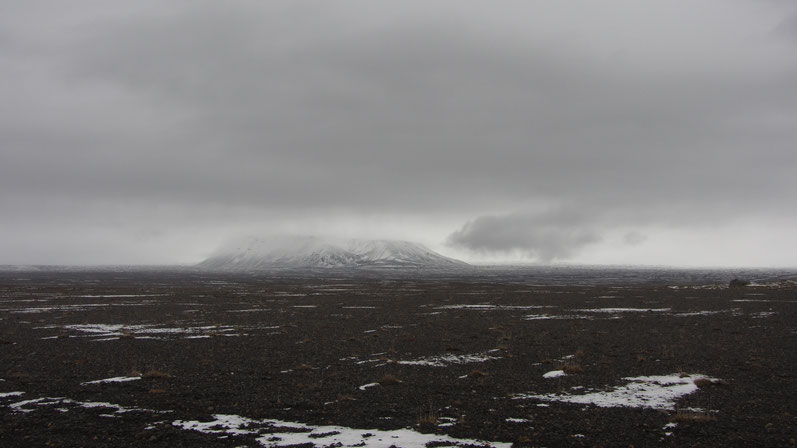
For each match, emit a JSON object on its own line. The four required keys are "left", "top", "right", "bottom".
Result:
{"left": 1, "top": 0, "right": 796, "bottom": 267}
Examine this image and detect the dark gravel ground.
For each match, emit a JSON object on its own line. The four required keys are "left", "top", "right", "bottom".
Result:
{"left": 0, "top": 270, "right": 795, "bottom": 447}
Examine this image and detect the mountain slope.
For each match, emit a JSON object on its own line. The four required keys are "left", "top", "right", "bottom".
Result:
{"left": 197, "top": 236, "right": 469, "bottom": 270}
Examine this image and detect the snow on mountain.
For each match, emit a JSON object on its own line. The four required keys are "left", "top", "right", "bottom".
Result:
{"left": 197, "top": 236, "right": 469, "bottom": 270}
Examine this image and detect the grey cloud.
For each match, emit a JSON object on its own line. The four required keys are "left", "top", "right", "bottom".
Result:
{"left": 775, "top": 10, "right": 797, "bottom": 42}
{"left": 1, "top": 1, "right": 796, "bottom": 264}
{"left": 623, "top": 231, "right": 648, "bottom": 247}
{"left": 447, "top": 209, "right": 602, "bottom": 262}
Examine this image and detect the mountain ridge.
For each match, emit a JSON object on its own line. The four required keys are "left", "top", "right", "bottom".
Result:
{"left": 197, "top": 236, "right": 469, "bottom": 270}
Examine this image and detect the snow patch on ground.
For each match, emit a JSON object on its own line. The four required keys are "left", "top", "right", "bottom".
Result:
{"left": 515, "top": 373, "right": 717, "bottom": 410}
{"left": 398, "top": 352, "right": 502, "bottom": 367}
{"left": 543, "top": 370, "right": 566, "bottom": 379}
{"left": 81, "top": 376, "right": 141, "bottom": 385}
{"left": 8, "top": 396, "right": 168, "bottom": 415}
{"left": 524, "top": 314, "right": 594, "bottom": 320}
{"left": 506, "top": 418, "right": 530, "bottom": 423}
{"left": 574, "top": 308, "right": 671, "bottom": 313}
{"left": 76, "top": 294, "right": 168, "bottom": 298}
{"left": 173, "top": 413, "right": 512, "bottom": 448}
{"left": 38, "top": 323, "right": 248, "bottom": 340}
{"left": 0, "top": 391, "right": 24, "bottom": 398}
{"left": 673, "top": 309, "right": 738, "bottom": 317}
{"left": 9, "top": 302, "right": 155, "bottom": 314}
{"left": 436, "top": 304, "right": 552, "bottom": 311}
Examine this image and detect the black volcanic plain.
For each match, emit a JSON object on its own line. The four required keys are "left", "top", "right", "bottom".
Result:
{"left": 0, "top": 268, "right": 795, "bottom": 447}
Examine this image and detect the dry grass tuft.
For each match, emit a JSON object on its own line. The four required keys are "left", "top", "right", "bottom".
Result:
{"left": 417, "top": 404, "right": 438, "bottom": 426}
{"left": 673, "top": 410, "right": 716, "bottom": 423}
{"left": 468, "top": 369, "right": 488, "bottom": 378}
{"left": 294, "top": 363, "right": 314, "bottom": 371}
{"left": 148, "top": 388, "right": 167, "bottom": 394}
{"left": 694, "top": 377, "right": 730, "bottom": 388}
{"left": 295, "top": 382, "right": 320, "bottom": 391}
{"left": 378, "top": 374, "right": 402, "bottom": 386}
{"left": 562, "top": 362, "right": 584, "bottom": 374}
{"left": 516, "top": 435, "right": 534, "bottom": 445}
{"left": 693, "top": 378, "right": 713, "bottom": 388}
{"left": 119, "top": 328, "right": 135, "bottom": 339}
{"left": 141, "top": 369, "right": 171, "bottom": 379}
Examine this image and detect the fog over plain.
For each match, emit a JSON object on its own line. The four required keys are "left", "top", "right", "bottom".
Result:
{"left": 1, "top": 1, "right": 796, "bottom": 267}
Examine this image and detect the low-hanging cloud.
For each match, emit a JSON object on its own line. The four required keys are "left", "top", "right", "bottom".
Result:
{"left": 447, "top": 209, "right": 602, "bottom": 262}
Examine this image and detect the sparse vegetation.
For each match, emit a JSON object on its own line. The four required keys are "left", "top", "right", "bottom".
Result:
{"left": 515, "top": 435, "right": 534, "bottom": 446}
{"left": 141, "top": 369, "right": 171, "bottom": 379}
{"left": 673, "top": 408, "right": 716, "bottom": 423}
{"left": 417, "top": 404, "right": 438, "bottom": 426}
{"left": 693, "top": 378, "right": 713, "bottom": 388}
{"left": 378, "top": 374, "right": 402, "bottom": 386}
{"left": 694, "top": 377, "right": 729, "bottom": 388}
{"left": 119, "top": 328, "right": 135, "bottom": 339}
{"left": 4, "top": 271, "right": 788, "bottom": 447}
{"left": 729, "top": 278, "right": 751, "bottom": 288}
{"left": 562, "top": 362, "right": 584, "bottom": 374}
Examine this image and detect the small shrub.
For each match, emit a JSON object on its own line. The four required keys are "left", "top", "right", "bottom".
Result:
{"left": 729, "top": 278, "right": 750, "bottom": 288}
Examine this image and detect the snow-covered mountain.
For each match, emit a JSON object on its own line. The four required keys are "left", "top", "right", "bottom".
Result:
{"left": 197, "top": 236, "right": 469, "bottom": 270}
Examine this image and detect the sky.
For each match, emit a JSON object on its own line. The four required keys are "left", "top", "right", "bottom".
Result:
{"left": 1, "top": 0, "right": 796, "bottom": 267}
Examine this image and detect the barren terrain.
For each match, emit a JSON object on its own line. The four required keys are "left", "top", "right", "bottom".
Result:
{"left": 1, "top": 269, "right": 795, "bottom": 447}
